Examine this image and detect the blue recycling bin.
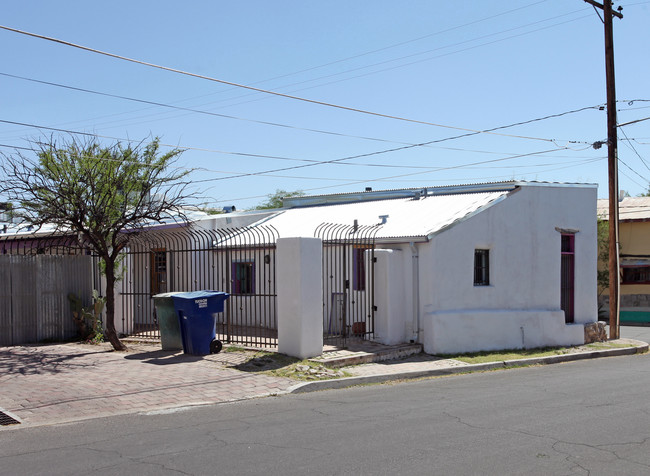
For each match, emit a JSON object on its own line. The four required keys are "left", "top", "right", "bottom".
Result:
{"left": 171, "top": 291, "right": 230, "bottom": 356}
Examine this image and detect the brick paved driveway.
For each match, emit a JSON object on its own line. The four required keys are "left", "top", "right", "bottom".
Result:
{"left": 0, "top": 343, "right": 293, "bottom": 428}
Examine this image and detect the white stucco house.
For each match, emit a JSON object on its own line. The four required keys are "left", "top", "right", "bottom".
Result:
{"left": 252, "top": 180, "right": 598, "bottom": 355}
{"left": 1, "top": 180, "right": 598, "bottom": 355}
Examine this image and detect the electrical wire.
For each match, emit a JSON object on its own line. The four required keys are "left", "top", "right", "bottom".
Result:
{"left": 0, "top": 71, "right": 426, "bottom": 147}
{"left": 618, "top": 116, "right": 650, "bottom": 127}
{"left": 216, "top": 156, "right": 607, "bottom": 205}
{"left": 187, "top": 0, "right": 552, "bottom": 102}
{"left": 186, "top": 146, "right": 570, "bottom": 185}
{"left": 192, "top": 7, "right": 591, "bottom": 110}
{"left": 219, "top": 10, "right": 589, "bottom": 111}
{"left": 0, "top": 72, "right": 601, "bottom": 154}
{"left": 0, "top": 24, "right": 571, "bottom": 144}
{"left": 619, "top": 157, "right": 650, "bottom": 183}
{"left": 618, "top": 125, "right": 650, "bottom": 172}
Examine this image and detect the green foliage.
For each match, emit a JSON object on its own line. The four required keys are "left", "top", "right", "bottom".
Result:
{"left": 1, "top": 136, "right": 197, "bottom": 351}
{"left": 8, "top": 137, "right": 190, "bottom": 253}
{"left": 597, "top": 219, "right": 609, "bottom": 296}
{"left": 255, "top": 189, "right": 305, "bottom": 210}
{"left": 436, "top": 347, "right": 568, "bottom": 363}
{"left": 68, "top": 290, "right": 105, "bottom": 344}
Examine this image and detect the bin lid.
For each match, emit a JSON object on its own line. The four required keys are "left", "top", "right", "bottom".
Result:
{"left": 170, "top": 290, "right": 229, "bottom": 301}
{"left": 152, "top": 292, "right": 186, "bottom": 299}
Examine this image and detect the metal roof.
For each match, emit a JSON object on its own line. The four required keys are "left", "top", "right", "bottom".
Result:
{"left": 282, "top": 180, "right": 596, "bottom": 209}
{"left": 256, "top": 189, "right": 511, "bottom": 241}
{"left": 597, "top": 197, "right": 650, "bottom": 221}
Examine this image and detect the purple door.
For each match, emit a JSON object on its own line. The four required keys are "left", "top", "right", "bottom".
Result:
{"left": 560, "top": 234, "right": 575, "bottom": 323}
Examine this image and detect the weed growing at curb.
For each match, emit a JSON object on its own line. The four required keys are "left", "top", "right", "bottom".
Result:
{"left": 436, "top": 346, "right": 568, "bottom": 364}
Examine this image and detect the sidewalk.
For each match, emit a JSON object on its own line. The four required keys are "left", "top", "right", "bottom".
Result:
{"left": 290, "top": 338, "right": 649, "bottom": 393}
{"left": 1, "top": 337, "right": 648, "bottom": 429}
{"left": 0, "top": 343, "right": 294, "bottom": 428}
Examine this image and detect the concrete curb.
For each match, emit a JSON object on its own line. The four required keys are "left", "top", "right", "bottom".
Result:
{"left": 287, "top": 340, "right": 649, "bottom": 394}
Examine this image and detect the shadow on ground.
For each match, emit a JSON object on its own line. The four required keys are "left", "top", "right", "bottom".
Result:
{"left": 0, "top": 344, "right": 110, "bottom": 376}
{"left": 123, "top": 349, "right": 203, "bottom": 364}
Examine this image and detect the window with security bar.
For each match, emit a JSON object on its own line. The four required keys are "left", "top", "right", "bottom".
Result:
{"left": 150, "top": 249, "right": 167, "bottom": 295}
{"left": 474, "top": 249, "right": 490, "bottom": 286}
{"left": 232, "top": 261, "right": 255, "bottom": 294}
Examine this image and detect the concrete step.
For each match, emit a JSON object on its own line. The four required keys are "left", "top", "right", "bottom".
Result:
{"left": 310, "top": 342, "right": 423, "bottom": 368}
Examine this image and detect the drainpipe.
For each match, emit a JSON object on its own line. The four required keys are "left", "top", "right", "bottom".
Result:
{"left": 409, "top": 242, "right": 420, "bottom": 343}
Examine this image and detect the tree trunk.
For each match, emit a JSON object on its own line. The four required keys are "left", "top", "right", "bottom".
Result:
{"left": 103, "top": 256, "right": 127, "bottom": 351}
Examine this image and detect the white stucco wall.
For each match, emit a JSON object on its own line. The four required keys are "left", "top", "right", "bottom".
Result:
{"left": 417, "top": 184, "right": 597, "bottom": 354}
{"left": 276, "top": 237, "right": 323, "bottom": 359}
{"left": 373, "top": 248, "right": 410, "bottom": 345}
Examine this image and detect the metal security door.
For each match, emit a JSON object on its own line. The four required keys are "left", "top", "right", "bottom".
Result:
{"left": 316, "top": 223, "right": 379, "bottom": 347}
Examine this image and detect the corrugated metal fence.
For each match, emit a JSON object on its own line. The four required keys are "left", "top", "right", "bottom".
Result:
{"left": 0, "top": 255, "right": 93, "bottom": 346}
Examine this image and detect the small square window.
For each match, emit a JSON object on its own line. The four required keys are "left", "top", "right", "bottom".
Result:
{"left": 474, "top": 249, "right": 490, "bottom": 286}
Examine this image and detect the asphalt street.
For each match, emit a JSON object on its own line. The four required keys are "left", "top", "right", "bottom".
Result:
{"left": 1, "top": 326, "right": 649, "bottom": 476}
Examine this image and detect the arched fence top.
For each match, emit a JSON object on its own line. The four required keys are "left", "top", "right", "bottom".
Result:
{"left": 126, "top": 224, "right": 279, "bottom": 252}
{"left": 314, "top": 222, "right": 382, "bottom": 244}
{"left": 0, "top": 224, "right": 280, "bottom": 255}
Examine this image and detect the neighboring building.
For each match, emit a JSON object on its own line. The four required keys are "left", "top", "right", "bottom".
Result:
{"left": 597, "top": 196, "right": 650, "bottom": 324}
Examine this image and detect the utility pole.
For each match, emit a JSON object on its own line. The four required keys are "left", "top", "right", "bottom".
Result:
{"left": 584, "top": 0, "right": 623, "bottom": 339}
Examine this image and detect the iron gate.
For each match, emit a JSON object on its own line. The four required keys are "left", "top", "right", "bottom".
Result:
{"left": 315, "top": 222, "right": 380, "bottom": 347}
{"left": 118, "top": 225, "right": 279, "bottom": 348}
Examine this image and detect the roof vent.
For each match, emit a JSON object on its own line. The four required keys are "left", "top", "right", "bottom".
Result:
{"left": 222, "top": 205, "right": 236, "bottom": 213}
{"left": 365, "top": 187, "right": 372, "bottom": 192}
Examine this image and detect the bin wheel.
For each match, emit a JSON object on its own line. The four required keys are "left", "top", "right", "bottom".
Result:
{"left": 210, "top": 339, "right": 223, "bottom": 354}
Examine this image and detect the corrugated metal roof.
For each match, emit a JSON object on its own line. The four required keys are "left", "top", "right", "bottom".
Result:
{"left": 0, "top": 209, "right": 209, "bottom": 239}
{"left": 597, "top": 197, "right": 650, "bottom": 221}
{"left": 256, "top": 190, "right": 510, "bottom": 241}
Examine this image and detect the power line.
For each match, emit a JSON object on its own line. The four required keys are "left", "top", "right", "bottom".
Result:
{"left": 0, "top": 120, "right": 585, "bottom": 188}
{"left": 217, "top": 156, "right": 606, "bottom": 205}
{"left": 0, "top": 71, "right": 601, "bottom": 152}
{"left": 188, "top": 146, "right": 572, "bottom": 185}
{"left": 618, "top": 116, "right": 650, "bottom": 127}
{"left": 190, "top": 7, "right": 591, "bottom": 110}
{"left": 619, "top": 124, "right": 650, "bottom": 171}
{"left": 193, "top": 0, "right": 552, "bottom": 101}
{"left": 0, "top": 24, "right": 568, "bottom": 144}
{"left": 0, "top": 71, "right": 422, "bottom": 147}
{"left": 0, "top": 116, "right": 595, "bottom": 174}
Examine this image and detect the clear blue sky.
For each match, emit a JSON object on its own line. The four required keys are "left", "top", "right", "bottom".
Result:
{"left": 1, "top": 1, "right": 649, "bottom": 210}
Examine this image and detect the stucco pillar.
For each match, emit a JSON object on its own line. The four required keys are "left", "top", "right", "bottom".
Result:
{"left": 277, "top": 237, "right": 323, "bottom": 359}
{"left": 373, "top": 249, "right": 408, "bottom": 345}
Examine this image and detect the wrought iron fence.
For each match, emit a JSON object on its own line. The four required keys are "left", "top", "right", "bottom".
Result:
{"left": 315, "top": 222, "right": 380, "bottom": 347}
{"left": 118, "top": 225, "right": 279, "bottom": 348}
{"left": 1, "top": 225, "right": 279, "bottom": 349}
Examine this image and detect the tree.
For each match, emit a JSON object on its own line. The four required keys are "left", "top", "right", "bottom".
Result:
{"left": 0, "top": 136, "right": 197, "bottom": 351}
{"left": 255, "top": 189, "right": 305, "bottom": 210}
{"left": 597, "top": 219, "right": 609, "bottom": 298}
